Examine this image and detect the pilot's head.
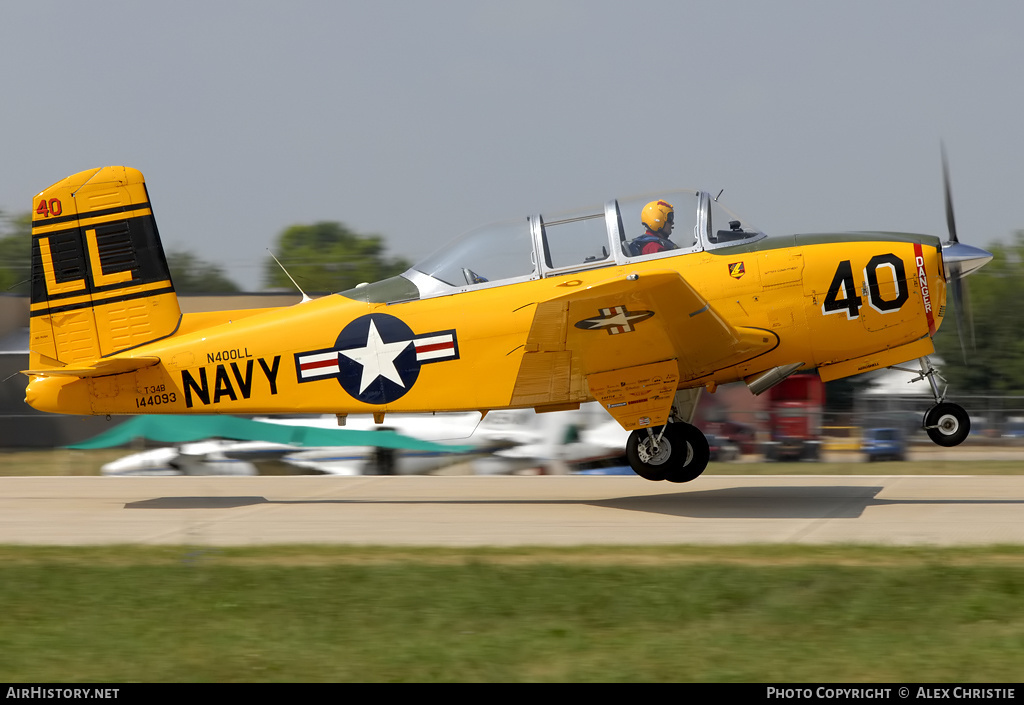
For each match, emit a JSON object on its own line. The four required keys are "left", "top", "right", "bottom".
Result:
{"left": 642, "top": 200, "right": 675, "bottom": 236}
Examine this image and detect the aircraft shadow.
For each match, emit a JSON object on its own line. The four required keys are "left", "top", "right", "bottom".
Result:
{"left": 127, "top": 496, "right": 270, "bottom": 510}
{"left": 124, "top": 485, "right": 1024, "bottom": 519}
{"left": 598, "top": 486, "right": 885, "bottom": 519}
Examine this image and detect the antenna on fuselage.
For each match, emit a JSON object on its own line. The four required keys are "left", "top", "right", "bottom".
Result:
{"left": 267, "top": 249, "right": 311, "bottom": 303}
{"left": 715, "top": 189, "right": 724, "bottom": 201}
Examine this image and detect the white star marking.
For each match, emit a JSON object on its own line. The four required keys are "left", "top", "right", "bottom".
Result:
{"left": 580, "top": 307, "right": 652, "bottom": 331}
{"left": 338, "top": 320, "right": 412, "bottom": 394}
{"left": 601, "top": 310, "right": 644, "bottom": 327}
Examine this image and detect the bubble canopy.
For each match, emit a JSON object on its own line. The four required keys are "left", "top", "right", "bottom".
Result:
{"left": 402, "top": 190, "right": 766, "bottom": 299}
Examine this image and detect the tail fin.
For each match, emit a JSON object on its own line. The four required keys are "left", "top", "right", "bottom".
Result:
{"left": 28, "top": 166, "right": 180, "bottom": 371}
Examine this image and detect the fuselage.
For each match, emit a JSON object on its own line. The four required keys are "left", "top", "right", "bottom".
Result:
{"left": 25, "top": 231, "right": 946, "bottom": 418}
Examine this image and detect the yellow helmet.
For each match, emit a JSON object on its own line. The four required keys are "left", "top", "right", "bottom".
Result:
{"left": 642, "top": 200, "right": 675, "bottom": 233}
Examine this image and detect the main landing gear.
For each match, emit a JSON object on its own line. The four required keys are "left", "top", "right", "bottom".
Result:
{"left": 904, "top": 357, "right": 971, "bottom": 447}
{"left": 626, "top": 422, "right": 710, "bottom": 483}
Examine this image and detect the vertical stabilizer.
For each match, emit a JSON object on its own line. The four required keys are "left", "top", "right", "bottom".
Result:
{"left": 29, "top": 166, "right": 180, "bottom": 371}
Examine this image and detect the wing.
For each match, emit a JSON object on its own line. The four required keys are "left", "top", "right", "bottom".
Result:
{"left": 510, "top": 269, "right": 778, "bottom": 429}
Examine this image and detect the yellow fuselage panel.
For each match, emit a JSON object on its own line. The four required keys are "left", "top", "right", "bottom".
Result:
{"left": 24, "top": 236, "right": 946, "bottom": 416}
{"left": 795, "top": 237, "right": 944, "bottom": 364}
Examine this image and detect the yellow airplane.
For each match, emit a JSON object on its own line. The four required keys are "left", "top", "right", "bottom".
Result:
{"left": 23, "top": 164, "right": 992, "bottom": 482}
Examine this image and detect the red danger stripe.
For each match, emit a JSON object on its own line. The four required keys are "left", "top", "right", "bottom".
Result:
{"left": 914, "top": 242, "right": 937, "bottom": 336}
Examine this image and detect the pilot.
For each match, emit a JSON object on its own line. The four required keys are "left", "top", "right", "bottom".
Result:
{"left": 630, "top": 200, "right": 677, "bottom": 255}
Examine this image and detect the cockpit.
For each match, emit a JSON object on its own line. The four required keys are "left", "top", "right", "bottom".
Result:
{"left": 346, "top": 190, "right": 766, "bottom": 303}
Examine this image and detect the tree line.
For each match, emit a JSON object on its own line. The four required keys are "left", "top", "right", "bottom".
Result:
{"left": 0, "top": 213, "right": 407, "bottom": 296}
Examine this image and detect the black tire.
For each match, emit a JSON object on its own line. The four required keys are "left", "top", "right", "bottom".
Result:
{"left": 626, "top": 423, "right": 710, "bottom": 483}
{"left": 626, "top": 428, "right": 669, "bottom": 481}
{"left": 923, "top": 402, "right": 971, "bottom": 447}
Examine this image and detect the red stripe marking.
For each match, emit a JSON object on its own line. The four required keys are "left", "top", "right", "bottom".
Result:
{"left": 415, "top": 341, "right": 453, "bottom": 353}
{"left": 914, "top": 242, "right": 937, "bottom": 336}
{"left": 301, "top": 358, "right": 338, "bottom": 371}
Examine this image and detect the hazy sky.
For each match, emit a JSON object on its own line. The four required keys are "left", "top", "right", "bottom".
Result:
{"left": 2, "top": 1, "right": 1022, "bottom": 290}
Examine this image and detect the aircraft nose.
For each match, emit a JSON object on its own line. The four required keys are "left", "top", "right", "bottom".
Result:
{"left": 942, "top": 241, "right": 993, "bottom": 280}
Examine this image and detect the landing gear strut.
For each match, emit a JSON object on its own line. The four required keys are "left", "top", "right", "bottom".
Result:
{"left": 626, "top": 422, "right": 710, "bottom": 483}
{"left": 903, "top": 357, "right": 972, "bottom": 447}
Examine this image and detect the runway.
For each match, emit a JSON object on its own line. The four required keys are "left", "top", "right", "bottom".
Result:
{"left": 1, "top": 474, "right": 1023, "bottom": 546}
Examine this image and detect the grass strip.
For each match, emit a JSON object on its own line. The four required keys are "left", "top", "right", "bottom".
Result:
{"left": 0, "top": 545, "right": 1022, "bottom": 682}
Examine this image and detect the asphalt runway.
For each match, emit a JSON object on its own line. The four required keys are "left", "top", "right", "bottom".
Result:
{"left": 1, "top": 474, "right": 1023, "bottom": 546}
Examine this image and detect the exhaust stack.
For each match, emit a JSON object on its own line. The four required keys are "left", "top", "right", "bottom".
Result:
{"left": 745, "top": 362, "right": 805, "bottom": 396}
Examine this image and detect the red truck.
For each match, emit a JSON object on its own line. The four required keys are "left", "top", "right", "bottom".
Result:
{"left": 762, "top": 373, "right": 825, "bottom": 461}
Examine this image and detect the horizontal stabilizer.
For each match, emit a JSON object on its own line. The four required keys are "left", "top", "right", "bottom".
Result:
{"left": 23, "top": 355, "right": 161, "bottom": 378}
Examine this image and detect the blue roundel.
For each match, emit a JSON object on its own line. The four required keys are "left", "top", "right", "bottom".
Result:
{"left": 294, "top": 313, "right": 459, "bottom": 405}
{"left": 333, "top": 314, "right": 421, "bottom": 404}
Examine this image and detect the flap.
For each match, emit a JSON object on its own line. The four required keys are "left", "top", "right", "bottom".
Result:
{"left": 587, "top": 360, "right": 679, "bottom": 431}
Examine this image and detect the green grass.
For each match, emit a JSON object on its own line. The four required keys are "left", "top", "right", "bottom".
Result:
{"left": 0, "top": 450, "right": 126, "bottom": 476}
{"left": 1, "top": 545, "right": 1023, "bottom": 682}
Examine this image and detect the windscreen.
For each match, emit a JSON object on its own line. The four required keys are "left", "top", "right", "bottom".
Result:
{"left": 412, "top": 218, "right": 535, "bottom": 287}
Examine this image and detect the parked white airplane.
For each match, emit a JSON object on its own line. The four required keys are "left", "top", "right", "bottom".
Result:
{"left": 276, "top": 404, "right": 627, "bottom": 475}
{"left": 97, "top": 404, "right": 625, "bottom": 476}
{"left": 470, "top": 405, "right": 629, "bottom": 475}
{"left": 100, "top": 441, "right": 269, "bottom": 476}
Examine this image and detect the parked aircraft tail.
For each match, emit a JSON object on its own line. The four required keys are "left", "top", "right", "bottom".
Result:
{"left": 27, "top": 166, "right": 180, "bottom": 373}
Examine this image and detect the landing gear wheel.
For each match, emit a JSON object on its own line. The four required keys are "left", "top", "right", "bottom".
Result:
{"left": 626, "top": 423, "right": 710, "bottom": 483}
{"left": 626, "top": 428, "right": 670, "bottom": 481}
{"left": 923, "top": 402, "right": 971, "bottom": 447}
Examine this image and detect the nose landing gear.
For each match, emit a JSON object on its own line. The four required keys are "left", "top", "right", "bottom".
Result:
{"left": 907, "top": 357, "right": 972, "bottom": 447}
{"left": 923, "top": 402, "right": 971, "bottom": 446}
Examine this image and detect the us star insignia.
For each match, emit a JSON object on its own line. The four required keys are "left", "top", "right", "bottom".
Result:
{"left": 294, "top": 313, "right": 458, "bottom": 404}
{"left": 574, "top": 305, "right": 654, "bottom": 335}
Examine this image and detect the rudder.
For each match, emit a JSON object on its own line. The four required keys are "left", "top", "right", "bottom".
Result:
{"left": 29, "top": 166, "right": 180, "bottom": 371}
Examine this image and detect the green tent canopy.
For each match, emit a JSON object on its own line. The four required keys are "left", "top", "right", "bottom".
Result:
{"left": 67, "top": 415, "right": 475, "bottom": 453}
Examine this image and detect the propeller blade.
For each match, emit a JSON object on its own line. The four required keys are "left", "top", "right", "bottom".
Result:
{"left": 949, "top": 275, "right": 974, "bottom": 362}
{"left": 942, "top": 143, "right": 959, "bottom": 244}
{"left": 938, "top": 146, "right": 991, "bottom": 361}
{"left": 961, "top": 279, "right": 976, "bottom": 352}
